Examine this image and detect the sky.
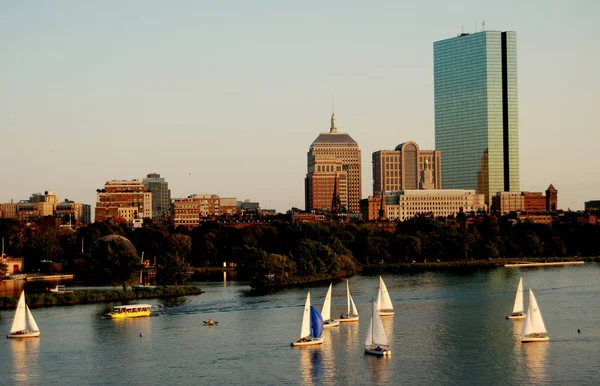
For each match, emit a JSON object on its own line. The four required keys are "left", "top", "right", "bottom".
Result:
{"left": 1, "top": 1, "right": 599, "bottom": 214}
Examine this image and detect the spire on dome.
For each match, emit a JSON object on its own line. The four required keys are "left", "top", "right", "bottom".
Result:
{"left": 330, "top": 113, "right": 337, "bottom": 133}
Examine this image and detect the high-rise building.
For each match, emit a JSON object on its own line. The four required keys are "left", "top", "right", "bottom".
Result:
{"left": 143, "top": 173, "right": 171, "bottom": 220}
{"left": 372, "top": 141, "right": 441, "bottom": 194}
{"left": 434, "top": 29, "right": 519, "bottom": 204}
{"left": 306, "top": 114, "right": 361, "bottom": 213}
{"left": 95, "top": 180, "right": 152, "bottom": 223}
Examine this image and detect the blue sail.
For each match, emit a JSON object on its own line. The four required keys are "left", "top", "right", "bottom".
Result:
{"left": 310, "top": 306, "right": 324, "bottom": 339}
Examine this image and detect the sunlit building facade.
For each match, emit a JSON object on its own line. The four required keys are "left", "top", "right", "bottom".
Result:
{"left": 373, "top": 141, "right": 441, "bottom": 194}
{"left": 306, "top": 114, "right": 361, "bottom": 213}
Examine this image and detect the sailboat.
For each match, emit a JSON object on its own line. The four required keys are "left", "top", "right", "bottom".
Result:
{"left": 377, "top": 276, "right": 394, "bottom": 316}
{"left": 338, "top": 280, "right": 359, "bottom": 322}
{"left": 521, "top": 289, "right": 549, "bottom": 343}
{"left": 7, "top": 290, "right": 40, "bottom": 338}
{"left": 365, "top": 300, "right": 391, "bottom": 356}
{"left": 506, "top": 277, "right": 526, "bottom": 320}
{"left": 291, "top": 292, "right": 325, "bottom": 346}
{"left": 321, "top": 283, "right": 340, "bottom": 328}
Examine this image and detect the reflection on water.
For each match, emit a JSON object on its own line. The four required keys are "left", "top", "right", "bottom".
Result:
{"left": 299, "top": 346, "right": 324, "bottom": 386}
{"left": 0, "top": 279, "right": 25, "bottom": 297}
{"left": 522, "top": 339, "right": 549, "bottom": 384}
{"left": 366, "top": 348, "right": 391, "bottom": 383}
{"left": 10, "top": 338, "right": 40, "bottom": 384}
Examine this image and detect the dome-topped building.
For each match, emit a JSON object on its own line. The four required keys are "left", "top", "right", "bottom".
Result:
{"left": 305, "top": 114, "right": 362, "bottom": 213}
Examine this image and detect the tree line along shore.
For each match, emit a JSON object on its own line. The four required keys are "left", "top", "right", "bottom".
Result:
{"left": 0, "top": 285, "right": 204, "bottom": 310}
{"left": 1, "top": 216, "right": 598, "bottom": 291}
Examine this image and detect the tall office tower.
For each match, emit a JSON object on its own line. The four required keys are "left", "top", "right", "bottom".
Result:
{"left": 305, "top": 113, "right": 361, "bottom": 213}
{"left": 372, "top": 141, "right": 441, "bottom": 194}
{"left": 143, "top": 173, "right": 172, "bottom": 220}
{"left": 434, "top": 30, "right": 519, "bottom": 204}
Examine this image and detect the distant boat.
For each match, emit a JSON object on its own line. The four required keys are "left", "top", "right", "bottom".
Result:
{"left": 291, "top": 292, "right": 324, "bottom": 346}
{"left": 506, "top": 277, "right": 526, "bottom": 320}
{"left": 377, "top": 276, "right": 394, "bottom": 316}
{"left": 321, "top": 283, "right": 339, "bottom": 328}
{"left": 49, "top": 285, "right": 72, "bottom": 293}
{"left": 365, "top": 300, "right": 391, "bottom": 356}
{"left": 7, "top": 290, "right": 40, "bottom": 338}
{"left": 521, "top": 289, "right": 549, "bottom": 343}
{"left": 130, "top": 284, "right": 156, "bottom": 291}
{"left": 338, "top": 280, "right": 359, "bottom": 322}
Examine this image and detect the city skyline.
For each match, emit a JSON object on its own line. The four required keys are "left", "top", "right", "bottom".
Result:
{"left": 1, "top": 2, "right": 598, "bottom": 212}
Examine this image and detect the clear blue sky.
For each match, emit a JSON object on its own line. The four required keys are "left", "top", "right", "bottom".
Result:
{"left": 1, "top": 1, "right": 598, "bottom": 213}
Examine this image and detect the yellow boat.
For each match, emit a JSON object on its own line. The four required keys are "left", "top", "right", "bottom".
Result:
{"left": 106, "top": 304, "right": 152, "bottom": 319}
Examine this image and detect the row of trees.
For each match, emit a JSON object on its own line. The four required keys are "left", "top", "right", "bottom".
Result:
{"left": 1, "top": 216, "right": 599, "bottom": 286}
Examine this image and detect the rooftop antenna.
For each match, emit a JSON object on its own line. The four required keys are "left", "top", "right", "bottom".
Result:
{"left": 332, "top": 92, "right": 335, "bottom": 114}
{"left": 482, "top": 20, "right": 486, "bottom": 31}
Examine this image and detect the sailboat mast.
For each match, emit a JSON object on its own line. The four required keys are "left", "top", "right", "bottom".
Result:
{"left": 140, "top": 252, "right": 144, "bottom": 284}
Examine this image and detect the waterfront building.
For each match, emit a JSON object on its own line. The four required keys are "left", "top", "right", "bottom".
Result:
{"left": 55, "top": 200, "right": 92, "bottom": 226}
{"left": 172, "top": 194, "right": 220, "bottom": 228}
{"left": 142, "top": 173, "right": 171, "bottom": 220}
{"left": 522, "top": 192, "right": 546, "bottom": 213}
{"left": 220, "top": 197, "right": 238, "bottom": 216}
{"left": 0, "top": 203, "right": 17, "bottom": 219}
{"left": 359, "top": 193, "right": 385, "bottom": 221}
{"left": 546, "top": 184, "right": 558, "bottom": 212}
{"left": 95, "top": 180, "right": 152, "bottom": 222}
{"left": 381, "top": 190, "right": 485, "bottom": 221}
{"left": 492, "top": 185, "right": 558, "bottom": 214}
{"left": 372, "top": 141, "right": 441, "bottom": 195}
{"left": 585, "top": 200, "right": 600, "bottom": 212}
{"left": 434, "top": 29, "right": 520, "bottom": 204}
{"left": 306, "top": 113, "right": 361, "bottom": 213}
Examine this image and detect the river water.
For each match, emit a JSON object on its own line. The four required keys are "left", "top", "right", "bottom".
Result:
{"left": 1, "top": 264, "right": 599, "bottom": 385}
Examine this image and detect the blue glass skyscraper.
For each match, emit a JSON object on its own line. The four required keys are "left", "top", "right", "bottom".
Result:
{"left": 434, "top": 30, "right": 519, "bottom": 204}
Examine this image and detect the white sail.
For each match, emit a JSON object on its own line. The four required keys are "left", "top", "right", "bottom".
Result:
{"left": 522, "top": 289, "right": 548, "bottom": 336}
{"left": 346, "top": 280, "right": 351, "bottom": 315}
{"left": 512, "top": 277, "right": 524, "bottom": 314}
{"left": 26, "top": 306, "right": 39, "bottom": 332}
{"left": 321, "top": 284, "right": 332, "bottom": 321}
{"left": 300, "top": 292, "right": 311, "bottom": 339}
{"left": 376, "top": 287, "right": 382, "bottom": 310}
{"left": 379, "top": 276, "right": 394, "bottom": 311}
{"left": 350, "top": 293, "right": 358, "bottom": 316}
{"left": 9, "top": 291, "right": 27, "bottom": 333}
{"left": 371, "top": 300, "right": 388, "bottom": 346}
{"left": 365, "top": 312, "right": 373, "bottom": 346}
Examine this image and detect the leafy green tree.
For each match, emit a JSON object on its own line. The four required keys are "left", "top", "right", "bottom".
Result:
{"left": 91, "top": 238, "right": 140, "bottom": 290}
{"left": 157, "top": 252, "right": 191, "bottom": 286}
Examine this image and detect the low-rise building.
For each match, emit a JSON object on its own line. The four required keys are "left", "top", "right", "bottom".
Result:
{"left": 95, "top": 180, "right": 152, "bottom": 222}
{"left": 585, "top": 200, "right": 600, "bottom": 212}
{"left": 219, "top": 197, "right": 238, "bottom": 216}
{"left": 381, "top": 190, "right": 485, "bottom": 222}
{"left": 172, "top": 194, "right": 221, "bottom": 228}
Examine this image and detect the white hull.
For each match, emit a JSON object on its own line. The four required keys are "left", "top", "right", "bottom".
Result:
{"left": 507, "top": 314, "right": 526, "bottom": 320}
{"left": 7, "top": 331, "right": 40, "bottom": 339}
{"left": 291, "top": 337, "right": 324, "bottom": 346}
{"left": 365, "top": 345, "right": 391, "bottom": 356}
{"left": 323, "top": 319, "right": 339, "bottom": 328}
{"left": 521, "top": 335, "right": 549, "bottom": 343}
{"left": 338, "top": 315, "right": 359, "bottom": 323}
{"left": 378, "top": 310, "right": 394, "bottom": 316}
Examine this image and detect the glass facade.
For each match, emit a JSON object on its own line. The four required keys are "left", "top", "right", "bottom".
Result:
{"left": 434, "top": 31, "right": 519, "bottom": 204}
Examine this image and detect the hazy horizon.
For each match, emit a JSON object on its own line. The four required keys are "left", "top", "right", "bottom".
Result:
{"left": 1, "top": 1, "right": 598, "bottom": 214}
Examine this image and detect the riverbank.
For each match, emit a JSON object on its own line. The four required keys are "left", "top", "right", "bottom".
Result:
{"left": 0, "top": 285, "right": 204, "bottom": 310}
{"left": 362, "top": 257, "right": 594, "bottom": 274}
